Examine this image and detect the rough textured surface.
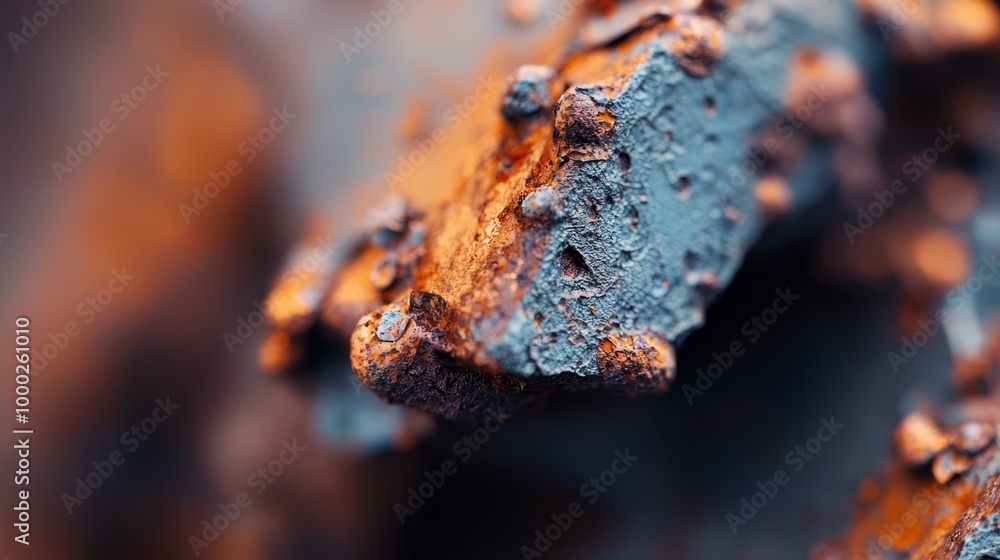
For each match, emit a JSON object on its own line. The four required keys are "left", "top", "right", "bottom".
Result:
{"left": 958, "top": 513, "right": 1000, "bottom": 560}
{"left": 812, "top": 395, "right": 1000, "bottom": 560}
{"left": 815, "top": 186, "right": 1000, "bottom": 559}
{"left": 264, "top": 0, "right": 872, "bottom": 422}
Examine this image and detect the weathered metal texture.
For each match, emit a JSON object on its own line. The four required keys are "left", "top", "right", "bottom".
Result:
{"left": 264, "top": 0, "right": 870, "bottom": 422}
{"left": 810, "top": 394, "right": 1000, "bottom": 560}
{"left": 811, "top": 25, "right": 1000, "bottom": 542}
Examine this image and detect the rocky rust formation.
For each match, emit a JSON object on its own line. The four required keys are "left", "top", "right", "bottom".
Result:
{"left": 262, "top": 0, "right": 874, "bottom": 423}
{"left": 810, "top": 393, "right": 1000, "bottom": 560}
{"left": 261, "top": 0, "right": 1000, "bottom": 552}
{"left": 811, "top": 0, "right": 1000, "bottom": 551}
{"left": 815, "top": 193, "right": 1000, "bottom": 559}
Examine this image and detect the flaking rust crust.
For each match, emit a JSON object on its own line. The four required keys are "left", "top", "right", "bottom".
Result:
{"left": 266, "top": 0, "right": 869, "bottom": 422}
{"left": 351, "top": 291, "right": 544, "bottom": 423}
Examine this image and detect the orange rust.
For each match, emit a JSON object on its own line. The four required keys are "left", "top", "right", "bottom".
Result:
{"left": 855, "top": 0, "right": 1000, "bottom": 58}
{"left": 596, "top": 331, "right": 675, "bottom": 391}
{"left": 911, "top": 229, "right": 969, "bottom": 287}
{"left": 668, "top": 12, "right": 723, "bottom": 76}
{"left": 817, "top": 390, "right": 1000, "bottom": 559}
{"left": 258, "top": 331, "right": 302, "bottom": 375}
{"left": 936, "top": 0, "right": 1000, "bottom": 49}
{"left": 754, "top": 176, "right": 793, "bottom": 218}
{"left": 260, "top": 2, "right": 740, "bottom": 421}
{"left": 895, "top": 411, "right": 950, "bottom": 467}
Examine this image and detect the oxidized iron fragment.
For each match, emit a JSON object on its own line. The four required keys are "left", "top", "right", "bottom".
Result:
{"left": 815, "top": 189, "right": 1000, "bottom": 558}
{"left": 813, "top": 395, "right": 1000, "bottom": 560}
{"left": 895, "top": 411, "right": 950, "bottom": 467}
{"left": 501, "top": 65, "right": 558, "bottom": 123}
{"left": 351, "top": 291, "right": 543, "bottom": 423}
{"left": 264, "top": 0, "right": 870, "bottom": 422}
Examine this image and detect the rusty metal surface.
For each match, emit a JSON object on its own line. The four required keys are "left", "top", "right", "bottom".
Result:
{"left": 811, "top": 31, "right": 1000, "bottom": 552}
{"left": 812, "top": 393, "right": 1000, "bottom": 560}
{"left": 264, "top": 0, "right": 872, "bottom": 422}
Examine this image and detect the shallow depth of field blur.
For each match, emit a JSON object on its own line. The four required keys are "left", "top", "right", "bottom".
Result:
{"left": 3, "top": 0, "right": 1000, "bottom": 559}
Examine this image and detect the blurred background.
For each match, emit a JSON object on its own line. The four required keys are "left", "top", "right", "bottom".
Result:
{"left": 2, "top": 0, "right": 1000, "bottom": 559}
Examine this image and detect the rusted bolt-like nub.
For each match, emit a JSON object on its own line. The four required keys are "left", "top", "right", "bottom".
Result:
{"left": 370, "top": 253, "right": 399, "bottom": 291}
{"left": 931, "top": 448, "right": 973, "bottom": 484}
{"left": 367, "top": 196, "right": 412, "bottom": 248}
{"left": 351, "top": 291, "right": 542, "bottom": 423}
{"left": 955, "top": 421, "right": 995, "bottom": 454}
{"left": 375, "top": 307, "right": 409, "bottom": 342}
{"left": 596, "top": 331, "right": 676, "bottom": 393}
{"left": 501, "top": 65, "right": 557, "bottom": 122}
{"left": 554, "top": 88, "right": 613, "bottom": 145}
{"left": 553, "top": 87, "right": 615, "bottom": 161}
{"left": 669, "top": 14, "right": 723, "bottom": 77}
{"left": 895, "top": 412, "right": 950, "bottom": 467}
